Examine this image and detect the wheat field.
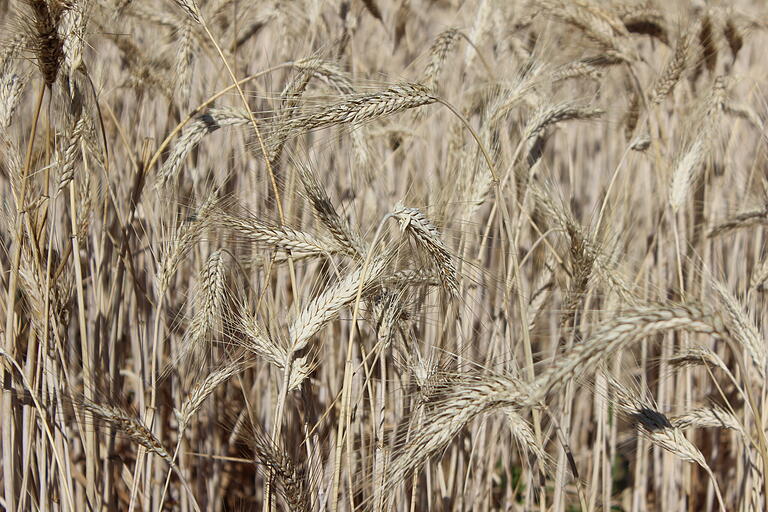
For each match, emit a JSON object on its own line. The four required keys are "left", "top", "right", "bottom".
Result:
{"left": 1, "top": 0, "right": 767, "bottom": 510}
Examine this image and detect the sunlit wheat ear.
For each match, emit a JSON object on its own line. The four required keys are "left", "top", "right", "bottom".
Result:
{"left": 174, "top": 18, "right": 195, "bottom": 108}
{"left": 669, "top": 78, "right": 726, "bottom": 213}
{"left": 213, "top": 207, "right": 342, "bottom": 256}
{"left": 392, "top": 203, "right": 459, "bottom": 297}
{"left": 272, "top": 82, "right": 436, "bottom": 145}
{"left": 157, "top": 193, "right": 218, "bottom": 295}
{"left": 0, "top": 45, "right": 28, "bottom": 129}
{"left": 505, "top": 410, "right": 548, "bottom": 465}
{"left": 464, "top": 0, "right": 491, "bottom": 69}
{"left": 292, "top": 57, "right": 354, "bottom": 94}
{"left": 158, "top": 107, "right": 251, "bottom": 187}
{"left": 708, "top": 206, "right": 768, "bottom": 238}
{"left": 650, "top": 21, "right": 695, "bottom": 104}
{"left": 615, "top": 3, "right": 668, "bottom": 44}
{"left": 56, "top": 116, "right": 86, "bottom": 194}
{"left": 529, "top": 183, "right": 637, "bottom": 303}
{"left": 296, "top": 163, "right": 364, "bottom": 258}
{"left": 539, "top": 0, "right": 632, "bottom": 60}
{"left": 750, "top": 258, "right": 768, "bottom": 292}
{"left": 247, "top": 429, "right": 312, "bottom": 512}
{"left": 670, "top": 406, "right": 744, "bottom": 435}
{"left": 668, "top": 137, "right": 705, "bottom": 213}
{"left": 27, "top": 0, "right": 65, "bottom": 86}
{"left": 269, "top": 64, "right": 318, "bottom": 165}
{"left": 667, "top": 347, "right": 729, "bottom": 373}
{"left": 384, "top": 268, "right": 442, "bottom": 288}
{"left": 551, "top": 58, "right": 609, "bottom": 83}
{"left": 607, "top": 379, "right": 730, "bottom": 512}
{"left": 172, "top": 0, "right": 200, "bottom": 24}
{"left": 711, "top": 279, "right": 766, "bottom": 377}
{"left": 532, "top": 304, "right": 728, "bottom": 402}
{"left": 288, "top": 256, "right": 388, "bottom": 353}
{"left": 0, "top": 34, "right": 28, "bottom": 74}
{"left": 76, "top": 399, "right": 173, "bottom": 463}
{"left": 176, "top": 249, "right": 229, "bottom": 374}
{"left": 605, "top": 374, "right": 710, "bottom": 468}
{"left": 523, "top": 102, "right": 604, "bottom": 142}
{"left": 370, "top": 290, "right": 408, "bottom": 349}
{"left": 236, "top": 304, "right": 308, "bottom": 390}
{"left": 176, "top": 358, "right": 248, "bottom": 432}
{"left": 384, "top": 372, "right": 532, "bottom": 494}
{"left": 18, "top": 249, "right": 73, "bottom": 338}
{"left": 112, "top": 36, "right": 174, "bottom": 98}
{"left": 423, "top": 28, "right": 459, "bottom": 92}
{"left": 59, "top": 0, "right": 88, "bottom": 82}
{"left": 237, "top": 303, "right": 290, "bottom": 370}
{"left": 623, "top": 90, "right": 640, "bottom": 141}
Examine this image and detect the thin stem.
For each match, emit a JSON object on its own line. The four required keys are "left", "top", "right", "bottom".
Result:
{"left": 2, "top": 83, "right": 45, "bottom": 512}
{"left": 330, "top": 213, "right": 393, "bottom": 512}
